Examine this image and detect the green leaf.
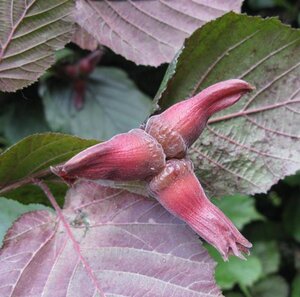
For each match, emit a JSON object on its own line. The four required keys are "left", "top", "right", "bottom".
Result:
{"left": 251, "top": 241, "right": 280, "bottom": 276}
{"left": 0, "top": 0, "right": 75, "bottom": 92}
{"left": 251, "top": 275, "right": 289, "bottom": 297}
{"left": 284, "top": 171, "right": 300, "bottom": 187}
{"left": 3, "top": 98, "right": 50, "bottom": 144}
{"left": 0, "top": 133, "right": 98, "bottom": 194}
{"left": 40, "top": 67, "right": 152, "bottom": 140}
{"left": 205, "top": 244, "right": 262, "bottom": 290}
{"left": 156, "top": 12, "right": 300, "bottom": 197}
{"left": 0, "top": 197, "right": 51, "bottom": 245}
{"left": 267, "top": 191, "right": 282, "bottom": 207}
{"left": 4, "top": 182, "right": 67, "bottom": 207}
{"left": 54, "top": 48, "right": 76, "bottom": 64}
{"left": 212, "top": 195, "right": 263, "bottom": 229}
{"left": 292, "top": 273, "right": 300, "bottom": 297}
{"left": 283, "top": 196, "right": 300, "bottom": 242}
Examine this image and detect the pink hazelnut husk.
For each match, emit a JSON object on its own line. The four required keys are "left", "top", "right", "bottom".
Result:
{"left": 52, "top": 129, "right": 166, "bottom": 184}
{"left": 148, "top": 158, "right": 252, "bottom": 260}
{"left": 145, "top": 79, "right": 254, "bottom": 158}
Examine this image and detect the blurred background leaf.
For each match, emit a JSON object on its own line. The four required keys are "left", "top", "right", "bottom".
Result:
{"left": 212, "top": 195, "right": 263, "bottom": 229}
{"left": 250, "top": 275, "right": 289, "bottom": 297}
{"left": 251, "top": 241, "right": 280, "bottom": 276}
{"left": 2, "top": 98, "right": 49, "bottom": 144}
{"left": 40, "top": 67, "right": 152, "bottom": 140}
{"left": 292, "top": 273, "right": 300, "bottom": 297}
{"left": 283, "top": 194, "right": 300, "bottom": 242}
{"left": 205, "top": 244, "right": 262, "bottom": 290}
{"left": 0, "top": 197, "right": 51, "bottom": 245}
{"left": 284, "top": 171, "right": 300, "bottom": 187}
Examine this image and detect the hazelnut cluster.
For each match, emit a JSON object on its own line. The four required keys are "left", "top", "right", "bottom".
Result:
{"left": 53, "top": 79, "right": 254, "bottom": 260}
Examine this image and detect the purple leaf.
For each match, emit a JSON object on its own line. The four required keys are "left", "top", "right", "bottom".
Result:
{"left": 0, "top": 1, "right": 74, "bottom": 92}
{"left": 75, "top": 0, "right": 242, "bottom": 66}
{"left": 0, "top": 181, "right": 222, "bottom": 297}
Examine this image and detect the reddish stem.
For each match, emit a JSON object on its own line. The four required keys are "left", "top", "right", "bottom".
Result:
{"left": 74, "top": 79, "right": 86, "bottom": 110}
{"left": 33, "top": 179, "right": 106, "bottom": 297}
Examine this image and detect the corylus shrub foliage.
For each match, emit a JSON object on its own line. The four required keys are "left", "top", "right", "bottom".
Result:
{"left": 0, "top": 5, "right": 299, "bottom": 297}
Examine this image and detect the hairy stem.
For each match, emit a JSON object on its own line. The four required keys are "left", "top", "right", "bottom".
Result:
{"left": 0, "top": 168, "right": 52, "bottom": 195}
{"left": 33, "top": 179, "right": 106, "bottom": 297}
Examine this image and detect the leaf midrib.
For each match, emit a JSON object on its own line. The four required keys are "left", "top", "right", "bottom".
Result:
{"left": 208, "top": 98, "right": 300, "bottom": 127}
{"left": 0, "top": 0, "right": 36, "bottom": 61}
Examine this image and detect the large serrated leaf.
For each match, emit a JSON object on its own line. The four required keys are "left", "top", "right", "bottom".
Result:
{"left": 156, "top": 13, "right": 300, "bottom": 196}
{"left": 75, "top": 0, "right": 242, "bottom": 66}
{"left": 0, "top": 133, "right": 98, "bottom": 194}
{"left": 0, "top": 181, "right": 222, "bottom": 297}
{"left": 0, "top": 0, "right": 74, "bottom": 92}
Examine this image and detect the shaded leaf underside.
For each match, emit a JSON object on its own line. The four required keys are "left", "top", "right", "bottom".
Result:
{"left": 75, "top": 0, "right": 242, "bottom": 66}
{"left": 0, "top": 0, "right": 74, "bottom": 92}
{"left": 156, "top": 13, "right": 300, "bottom": 196}
{"left": 0, "top": 181, "right": 221, "bottom": 297}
